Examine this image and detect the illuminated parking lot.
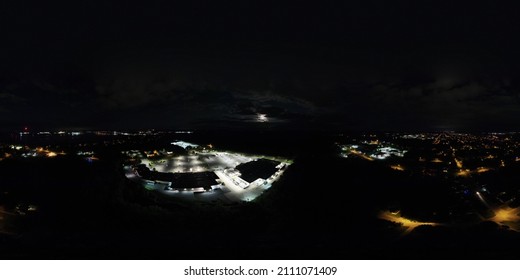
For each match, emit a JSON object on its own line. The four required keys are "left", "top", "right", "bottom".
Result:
{"left": 140, "top": 152, "right": 253, "bottom": 174}
{"left": 124, "top": 144, "right": 291, "bottom": 203}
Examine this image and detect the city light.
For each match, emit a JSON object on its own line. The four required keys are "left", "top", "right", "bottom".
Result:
{"left": 454, "top": 158, "right": 463, "bottom": 169}
{"left": 456, "top": 169, "right": 471, "bottom": 177}
{"left": 476, "top": 167, "right": 492, "bottom": 173}
{"left": 46, "top": 152, "right": 57, "bottom": 157}
{"left": 390, "top": 165, "right": 405, "bottom": 171}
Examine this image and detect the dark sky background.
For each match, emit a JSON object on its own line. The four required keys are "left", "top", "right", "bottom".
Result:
{"left": 1, "top": 1, "right": 520, "bottom": 132}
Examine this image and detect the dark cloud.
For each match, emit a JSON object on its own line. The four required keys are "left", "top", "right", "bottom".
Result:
{"left": 2, "top": 1, "right": 520, "bottom": 131}
{"left": 333, "top": 77, "right": 520, "bottom": 131}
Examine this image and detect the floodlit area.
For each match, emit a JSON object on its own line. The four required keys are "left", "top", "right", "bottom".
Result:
{"left": 140, "top": 152, "right": 253, "bottom": 174}
{"left": 488, "top": 207, "right": 520, "bottom": 232}
{"left": 171, "top": 141, "right": 199, "bottom": 149}
{"left": 474, "top": 191, "right": 520, "bottom": 231}
{"left": 123, "top": 143, "right": 291, "bottom": 203}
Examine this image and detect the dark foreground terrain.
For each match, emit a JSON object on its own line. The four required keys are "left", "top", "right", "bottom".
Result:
{"left": 2, "top": 131, "right": 520, "bottom": 259}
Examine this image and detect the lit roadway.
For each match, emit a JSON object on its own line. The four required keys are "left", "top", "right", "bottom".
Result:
{"left": 379, "top": 211, "right": 439, "bottom": 235}
{"left": 349, "top": 150, "right": 374, "bottom": 161}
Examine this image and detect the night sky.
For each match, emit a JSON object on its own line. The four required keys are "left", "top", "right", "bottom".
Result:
{"left": 2, "top": 1, "right": 520, "bottom": 132}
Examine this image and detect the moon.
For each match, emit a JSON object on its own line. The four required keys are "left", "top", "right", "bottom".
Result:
{"left": 257, "top": 114, "right": 268, "bottom": 122}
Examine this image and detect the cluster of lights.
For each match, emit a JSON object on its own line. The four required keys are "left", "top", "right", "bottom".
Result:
{"left": 369, "top": 147, "right": 407, "bottom": 159}
{"left": 124, "top": 144, "right": 290, "bottom": 203}
{"left": 8, "top": 145, "right": 65, "bottom": 158}
{"left": 342, "top": 132, "right": 520, "bottom": 178}
{"left": 171, "top": 141, "right": 199, "bottom": 149}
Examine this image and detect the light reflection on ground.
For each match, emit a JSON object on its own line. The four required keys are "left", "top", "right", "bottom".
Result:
{"left": 488, "top": 207, "right": 520, "bottom": 232}
{"left": 379, "top": 210, "right": 439, "bottom": 235}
